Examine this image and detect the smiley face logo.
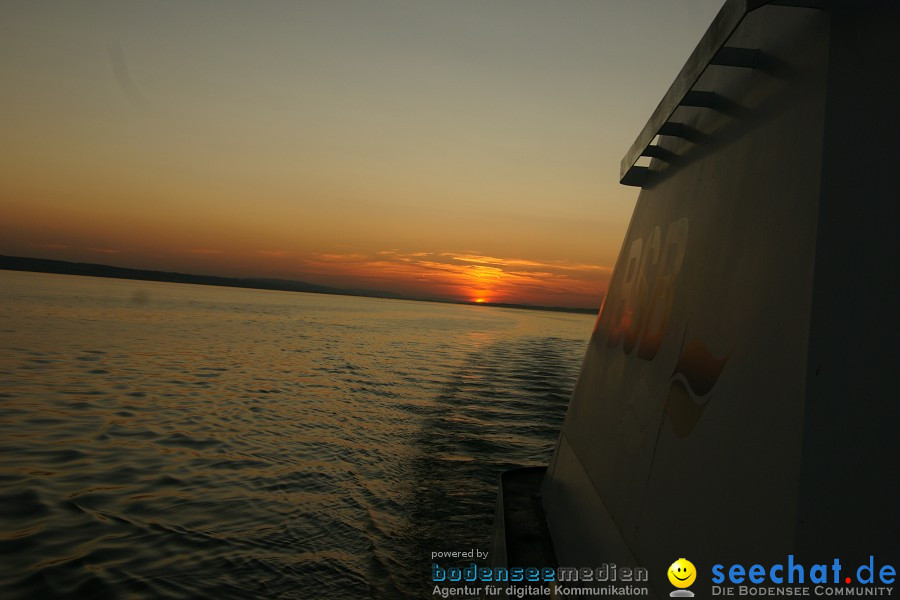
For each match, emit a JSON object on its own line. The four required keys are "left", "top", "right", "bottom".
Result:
{"left": 668, "top": 558, "right": 696, "bottom": 589}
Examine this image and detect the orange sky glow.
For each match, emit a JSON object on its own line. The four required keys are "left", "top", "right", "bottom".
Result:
{"left": 0, "top": 1, "right": 724, "bottom": 310}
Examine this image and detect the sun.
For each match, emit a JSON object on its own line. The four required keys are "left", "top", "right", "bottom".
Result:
{"left": 474, "top": 298, "right": 487, "bottom": 304}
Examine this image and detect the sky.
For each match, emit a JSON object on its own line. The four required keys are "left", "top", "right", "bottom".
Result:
{"left": 1, "top": 0, "right": 725, "bottom": 309}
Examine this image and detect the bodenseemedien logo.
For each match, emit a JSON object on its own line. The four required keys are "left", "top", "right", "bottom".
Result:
{"left": 668, "top": 558, "right": 697, "bottom": 597}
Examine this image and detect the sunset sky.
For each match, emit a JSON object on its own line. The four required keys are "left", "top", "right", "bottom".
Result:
{"left": 1, "top": 0, "right": 724, "bottom": 309}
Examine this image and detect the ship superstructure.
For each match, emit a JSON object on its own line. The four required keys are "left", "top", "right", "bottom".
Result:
{"left": 491, "top": 1, "right": 900, "bottom": 597}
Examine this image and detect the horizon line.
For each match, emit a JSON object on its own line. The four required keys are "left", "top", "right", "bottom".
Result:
{"left": 0, "top": 255, "right": 599, "bottom": 316}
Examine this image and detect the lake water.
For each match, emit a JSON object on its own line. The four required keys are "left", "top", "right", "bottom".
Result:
{"left": 0, "top": 270, "right": 594, "bottom": 599}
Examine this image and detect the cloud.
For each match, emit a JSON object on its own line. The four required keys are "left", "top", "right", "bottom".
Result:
{"left": 443, "top": 252, "right": 612, "bottom": 272}
{"left": 300, "top": 247, "right": 610, "bottom": 307}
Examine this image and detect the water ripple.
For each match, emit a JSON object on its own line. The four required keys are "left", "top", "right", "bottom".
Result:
{"left": 0, "top": 271, "right": 593, "bottom": 599}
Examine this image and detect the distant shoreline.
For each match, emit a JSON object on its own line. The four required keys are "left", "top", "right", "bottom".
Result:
{"left": 0, "top": 255, "right": 598, "bottom": 315}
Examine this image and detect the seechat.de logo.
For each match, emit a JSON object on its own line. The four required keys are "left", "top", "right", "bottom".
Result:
{"left": 668, "top": 558, "right": 697, "bottom": 598}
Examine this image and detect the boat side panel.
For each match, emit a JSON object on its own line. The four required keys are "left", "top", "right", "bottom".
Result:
{"left": 543, "top": 5, "right": 830, "bottom": 585}
{"left": 797, "top": 0, "right": 900, "bottom": 561}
